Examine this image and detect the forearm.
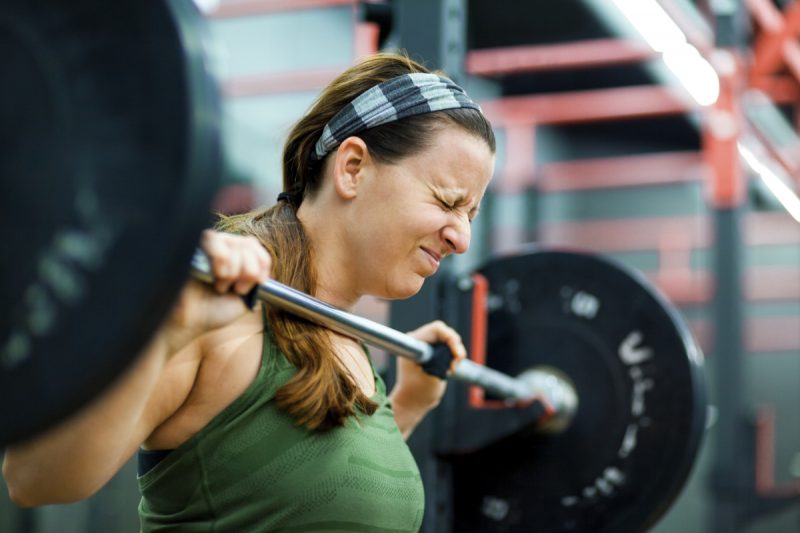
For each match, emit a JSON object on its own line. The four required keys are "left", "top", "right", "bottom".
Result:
{"left": 2, "top": 335, "right": 169, "bottom": 506}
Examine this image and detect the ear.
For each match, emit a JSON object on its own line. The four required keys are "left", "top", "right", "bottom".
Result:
{"left": 331, "top": 136, "right": 371, "bottom": 200}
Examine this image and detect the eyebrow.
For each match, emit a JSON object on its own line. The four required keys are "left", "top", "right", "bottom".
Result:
{"left": 437, "top": 187, "right": 481, "bottom": 219}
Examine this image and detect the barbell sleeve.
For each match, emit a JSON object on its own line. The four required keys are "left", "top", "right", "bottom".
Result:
{"left": 189, "top": 249, "right": 576, "bottom": 411}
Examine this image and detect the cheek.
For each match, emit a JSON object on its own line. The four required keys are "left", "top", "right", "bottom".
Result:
{"left": 355, "top": 201, "right": 444, "bottom": 266}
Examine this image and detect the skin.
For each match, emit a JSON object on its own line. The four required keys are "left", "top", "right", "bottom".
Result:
{"left": 2, "top": 124, "right": 495, "bottom": 506}
{"left": 301, "top": 126, "right": 494, "bottom": 431}
{"left": 301, "top": 126, "right": 493, "bottom": 306}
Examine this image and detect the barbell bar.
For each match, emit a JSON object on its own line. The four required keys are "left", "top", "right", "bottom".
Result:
{"left": 190, "top": 250, "right": 579, "bottom": 423}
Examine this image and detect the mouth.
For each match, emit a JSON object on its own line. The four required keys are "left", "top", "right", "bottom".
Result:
{"left": 420, "top": 247, "right": 441, "bottom": 270}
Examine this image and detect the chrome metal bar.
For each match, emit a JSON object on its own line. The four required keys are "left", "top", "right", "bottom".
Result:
{"left": 190, "top": 250, "right": 433, "bottom": 363}
{"left": 190, "top": 249, "right": 577, "bottom": 412}
{"left": 452, "top": 359, "right": 533, "bottom": 399}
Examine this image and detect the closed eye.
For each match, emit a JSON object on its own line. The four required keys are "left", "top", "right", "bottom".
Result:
{"left": 438, "top": 197, "right": 456, "bottom": 211}
{"left": 436, "top": 193, "right": 479, "bottom": 223}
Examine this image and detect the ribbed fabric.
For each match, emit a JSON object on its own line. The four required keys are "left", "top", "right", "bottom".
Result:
{"left": 137, "top": 325, "right": 424, "bottom": 532}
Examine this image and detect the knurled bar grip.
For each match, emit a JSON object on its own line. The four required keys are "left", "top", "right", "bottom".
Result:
{"left": 190, "top": 250, "right": 556, "bottom": 403}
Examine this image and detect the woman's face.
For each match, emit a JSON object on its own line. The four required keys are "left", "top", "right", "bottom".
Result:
{"left": 347, "top": 125, "right": 494, "bottom": 300}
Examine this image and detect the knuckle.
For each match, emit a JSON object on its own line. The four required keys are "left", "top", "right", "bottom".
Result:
{"left": 212, "top": 256, "right": 228, "bottom": 275}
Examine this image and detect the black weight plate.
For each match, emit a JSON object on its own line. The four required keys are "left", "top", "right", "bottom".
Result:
{"left": 0, "top": 1, "right": 221, "bottom": 446}
{"left": 451, "top": 249, "right": 706, "bottom": 532}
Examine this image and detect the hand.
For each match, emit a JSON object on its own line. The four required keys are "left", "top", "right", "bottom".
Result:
{"left": 392, "top": 320, "right": 467, "bottom": 414}
{"left": 161, "top": 230, "right": 272, "bottom": 354}
{"left": 200, "top": 229, "right": 272, "bottom": 296}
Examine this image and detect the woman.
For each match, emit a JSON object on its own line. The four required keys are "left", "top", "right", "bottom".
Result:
{"left": 3, "top": 52, "right": 495, "bottom": 531}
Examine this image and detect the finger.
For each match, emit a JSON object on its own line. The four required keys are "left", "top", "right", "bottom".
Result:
{"left": 209, "top": 238, "right": 233, "bottom": 279}
{"left": 233, "top": 248, "right": 260, "bottom": 295}
{"left": 436, "top": 323, "right": 464, "bottom": 356}
{"left": 210, "top": 238, "right": 235, "bottom": 293}
{"left": 242, "top": 236, "right": 271, "bottom": 280}
{"left": 407, "top": 319, "right": 447, "bottom": 344}
{"left": 201, "top": 229, "right": 230, "bottom": 264}
{"left": 211, "top": 244, "right": 241, "bottom": 295}
{"left": 253, "top": 241, "right": 272, "bottom": 281}
{"left": 446, "top": 336, "right": 466, "bottom": 374}
{"left": 214, "top": 277, "right": 234, "bottom": 294}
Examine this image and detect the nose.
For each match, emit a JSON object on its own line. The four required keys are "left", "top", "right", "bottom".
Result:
{"left": 441, "top": 216, "right": 471, "bottom": 255}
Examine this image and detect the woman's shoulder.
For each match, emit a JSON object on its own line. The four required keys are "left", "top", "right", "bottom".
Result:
{"left": 142, "top": 311, "right": 266, "bottom": 450}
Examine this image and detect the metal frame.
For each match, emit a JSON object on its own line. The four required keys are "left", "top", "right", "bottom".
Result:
{"left": 208, "top": 0, "right": 358, "bottom": 18}
{"left": 451, "top": 1, "right": 800, "bottom": 529}
{"left": 214, "top": 1, "right": 381, "bottom": 98}
{"left": 465, "top": 38, "right": 657, "bottom": 75}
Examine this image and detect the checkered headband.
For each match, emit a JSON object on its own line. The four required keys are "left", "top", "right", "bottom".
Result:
{"left": 311, "top": 73, "right": 481, "bottom": 161}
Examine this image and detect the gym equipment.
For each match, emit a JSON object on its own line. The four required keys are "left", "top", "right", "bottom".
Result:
{"left": 0, "top": 2, "right": 706, "bottom": 531}
{"left": 191, "top": 250, "right": 578, "bottom": 418}
{"left": 443, "top": 250, "right": 706, "bottom": 532}
{"left": 0, "top": 0, "right": 220, "bottom": 446}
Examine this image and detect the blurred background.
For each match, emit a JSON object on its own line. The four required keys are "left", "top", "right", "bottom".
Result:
{"left": 1, "top": 0, "right": 798, "bottom": 531}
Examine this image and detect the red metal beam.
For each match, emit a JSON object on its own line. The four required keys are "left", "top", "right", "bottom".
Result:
{"left": 536, "top": 151, "right": 706, "bottom": 192}
{"left": 748, "top": 124, "right": 800, "bottom": 179}
{"left": 783, "top": 38, "right": 800, "bottom": 85}
{"left": 495, "top": 126, "right": 537, "bottom": 193}
{"left": 703, "top": 53, "right": 747, "bottom": 209}
{"left": 646, "top": 268, "right": 800, "bottom": 305}
{"left": 537, "top": 217, "right": 708, "bottom": 252}
{"left": 353, "top": 22, "right": 380, "bottom": 60}
{"left": 536, "top": 212, "right": 800, "bottom": 252}
{"left": 755, "top": 407, "right": 800, "bottom": 497}
{"left": 465, "top": 39, "right": 656, "bottom": 77}
{"left": 479, "top": 86, "right": 693, "bottom": 127}
{"left": 222, "top": 67, "right": 343, "bottom": 97}
{"left": 689, "top": 316, "right": 800, "bottom": 353}
{"left": 787, "top": 0, "right": 800, "bottom": 36}
{"left": 748, "top": 0, "right": 788, "bottom": 36}
{"left": 749, "top": 75, "right": 800, "bottom": 104}
{"left": 749, "top": 0, "right": 800, "bottom": 80}
{"left": 747, "top": 316, "right": 800, "bottom": 352}
{"left": 745, "top": 267, "right": 800, "bottom": 301}
{"left": 208, "top": 0, "right": 356, "bottom": 18}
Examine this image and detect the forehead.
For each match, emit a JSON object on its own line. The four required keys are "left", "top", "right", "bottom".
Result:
{"left": 412, "top": 126, "right": 494, "bottom": 191}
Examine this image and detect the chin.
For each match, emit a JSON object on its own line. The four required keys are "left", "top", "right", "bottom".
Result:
{"left": 382, "top": 275, "right": 426, "bottom": 301}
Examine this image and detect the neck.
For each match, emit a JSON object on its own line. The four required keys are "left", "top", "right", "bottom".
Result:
{"left": 297, "top": 199, "right": 361, "bottom": 310}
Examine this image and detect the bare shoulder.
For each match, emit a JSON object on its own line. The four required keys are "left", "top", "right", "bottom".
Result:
{"left": 142, "top": 310, "right": 265, "bottom": 450}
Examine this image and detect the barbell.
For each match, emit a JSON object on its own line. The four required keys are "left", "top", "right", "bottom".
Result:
{"left": 191, "top": 250, "right": 579, "bottom": 418}
{"left": 0, "top": 1, "right": 706, "bottom": 531}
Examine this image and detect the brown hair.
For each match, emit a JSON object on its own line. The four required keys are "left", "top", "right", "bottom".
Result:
{"left": 216, "top": 51, "right": 495, "bottom": 431}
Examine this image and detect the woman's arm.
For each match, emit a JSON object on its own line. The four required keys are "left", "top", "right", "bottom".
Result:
{"left": 389, "top": 320, "right": 466, "bottom": 439}
{"left": 2, "top": 230, "right": 271, "bottom": 506}
{"left": 2, "top": 333, "right": 186, "bottom": 506}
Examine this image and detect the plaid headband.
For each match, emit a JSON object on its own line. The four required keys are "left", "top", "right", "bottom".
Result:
{"left": 311, "top": 72, "right": 480, "bottom": 161}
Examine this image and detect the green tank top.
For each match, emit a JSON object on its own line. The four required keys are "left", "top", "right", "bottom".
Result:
{"left": 137, "top": 324, "right": 424, "bottom": 532}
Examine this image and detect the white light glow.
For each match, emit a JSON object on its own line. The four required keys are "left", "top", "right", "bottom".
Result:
{"left": 662, "top": 43, "right": 721, "bottom": 106}
{"left": 739, "top": 143, "right": 800, "bottom": 223}
{"left": 612, "top": 0, "right": 720, "bottom": 106}
{"left": 192, "top": 0, "right": 221, "bottom": 14}
{"left": 611, "top": 0, "right": 687, "bottom": 52}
